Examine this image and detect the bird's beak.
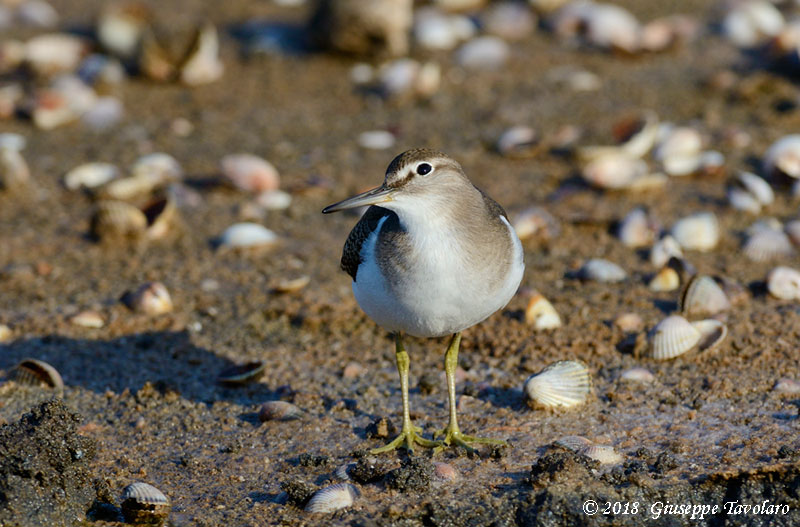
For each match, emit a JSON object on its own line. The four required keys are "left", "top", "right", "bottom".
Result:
{"left": 322, "top": 185, "right": 394, "bottom": 213}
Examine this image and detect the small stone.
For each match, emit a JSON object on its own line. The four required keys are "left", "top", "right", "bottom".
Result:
{"left": 342, "top": 362, "right": 365, "bottom": 379}
{"left": 357, "top": 130, "right": 395, "bottom": 150}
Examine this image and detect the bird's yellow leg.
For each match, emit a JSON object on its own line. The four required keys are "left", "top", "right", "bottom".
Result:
{"left": 434, "top": 332, "right": 507, "bottom": 453}
{"left": 371, "top": 333, "right": 440, "bottom": 454}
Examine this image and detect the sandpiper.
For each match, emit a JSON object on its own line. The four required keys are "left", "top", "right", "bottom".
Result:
{"left": 323, "top": 149, "right": 524, "bottom": 453}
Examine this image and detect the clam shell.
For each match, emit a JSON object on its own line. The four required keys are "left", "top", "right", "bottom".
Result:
{"left": 614, "top": 312, "right": 642, "bottom": 333}
{"left": 64, "top": 162, "right": 119, "bottom": 190}
{"left": 259, "top": 400, "right": 303, "bottom": 421}
{"left": 24, "top": 33, "right": 87, "bottom": 75}
{"left": 525, "top": 293, "right": 561, "bottom": 330}
{"left": 121, "top": 482, "right": 169, "bottom": 524}
{"left": 648, "top": 267, "right": 680, "bottom": 292}
{"left": 512, "top": 206, "right": 560, "bottom": 241}
{"left": 671, "top": 212, "right": 719, "bottom": 252}
{"left": 723, "top": 0, "right": 784, "bottom": 48}
{"left": 496, "top": 126, "right": 539, "bottom": 158}
{"left": 554, "top": 435, "right": 592, "bottom": 452}
{"left": 727, "top": 186, "right": 761, "bottom": 214}
{"left": 91, "top": 200, "right": 147, "bottom": 240}
{"left": 579, "top": 259, "right": 626, "bottom": 283}
{"left": 180, "top": 23, "right": 224, "bottom": 86}
{"left": 582, "top": 152, "right": 647, "bottom": 190}
{"left": 617, "top": 207, "right": 655, "bottom": 248}
{"left": 650, "top": 235, "right": 683, "bottom": 267}
{"left": 743, "top": 228, "right": 794, "bottom": 262}
{"left": 98, "top": 2, "right": 150, "bottom": 59}
{"left": 654, "top": 127, "right": 703, "bottom": 175}
{"left": 255, "top": 190, "right": 292, "bottom": 211}
{"left": 432, "top": 461, "right": 460, "bottom": 482}
{"left": 482, "top": 2, "right": 536, "bottom": 41}
{"left": 14, "top": 358, "right": 64, "bottom": 391}
{"left": 583, "top": 445, "right": 624, "bottom": 465}
{"left": 132, "top": 153, "right": 182, "bottom": 184}
{"left": 763, "top": 134, "right": 800, "bottom": 179}
{"left": 524, "top": 360, "right": 592, "bottom": 408}
{"left": 274, "top": 275, "right": 311, "bottom": 294}
{"left": 305, "top": 483, "right": 360, "bottom": 513}
{"left": 122, "top": 281, "right": 173, "bottom": 315}
{"left": 69, "top": 310, "right": 105, "bottom": 328}
{"left": 767, "top": 266, "right": 800, "bottom": 300}
{"left": 785, "top": 220, "right": 800, "bottom": 247}
{"left": 413, "top": 7, "right": 475, "bottom": 50}
{"left": 455, "top": 36, "right": 509, "bottom": 70}
{"left": 736, "top": 172, "right": 774, "bottom": 205}
{"left": 620, "top": 367, "right": 655, "bottom": 383}
{"left": 691, "top": 319, "right": 727, "bottom": 352}
{"left": 218, "top": 361, "right": 266, "bottom": 385}
{"left": 680, "top": 275, "right": 730, "bottom": 318}
{"left": 220, "top": 154, "right": 280, "bottom": 193}
{"left": 217, "top": 222, "right": 279, "bottom": 249}
{"left": 649, "top": 315, "right": 701, "bottom": 360}
{"left": 142, "top": 198, "right": 178, "bottom": 241}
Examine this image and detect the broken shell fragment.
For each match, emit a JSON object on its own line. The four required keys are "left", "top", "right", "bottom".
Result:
{"left": 649, "top": 315, "right": 700, "bottom": 360}
{"left": 121, "top": 482, "right": 169, "bottom": 526}
{"left": 554, "top": 436, "right": 622, "bottom": 464}
{"left": 91, "top": 200, "right": 148, "bottom": 240}
{"left": 767, "top": 266, "right": 800, "bottom": 300}
{"left": 648, "top": 266, "right": 680, "bottom": 292}
{"left": 680, "top": 275, "right": 731, "bottom": 318}
{"left": 14, "top": 358, "right": 64, "bottom": 391}
{"left": 579, "top": 259, "right": 626, "bottom": 283}
{"left": 69, "top": 310, "right": 105, "bottom": 328}
{"left": 763, "top": 134, "right": 800, "bottom": 179}
{"left": 690, "top": 319, "right": 727, "bottom": 352}
{"left": 217, "top": 223, "right": 279, "bottom": 249}
{"left": 218, "top": 361, "right": 266, "bottom": 385}
{"left": 524, "top": 360, "right": 592, "bottom": 409}
{"left": 64, "top": 162, "right": 119, "bottom": 190}
{"left": 259, "top": 400, "right": 303, "bottom": 421}
{"left": 274, "top": 276, "right": 311, "bottom": 294}
{"left": 650, "top": 235, "right": 683, "bottom": 268}
{"left": 122, "top": 281, "right": 173, "bottom": 315}
{"left": 305, "top": 483, "right": 360, "bottom": 513}
{"left": 582, "top": 152, "right": 648, "bottom": 190}
{"left": 512, "top": 206, "right": 560, "bottom": 241}
{"left": 671, "top": 212, "right": 719, "bottom": 252}
{"left": 179, "top": 23, "right": 224, "bottom": 86}
{"left": 220, "top": 154, "right": 280, "bottom": 193}
{"left": 617, "top": 207, "right": 656, "bottom": 248}
{"left": 525, "top": 293, "right": 562, "bottom": 330}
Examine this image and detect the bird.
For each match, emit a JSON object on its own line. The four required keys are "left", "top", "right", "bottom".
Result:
{"left": 322, "top": 149, "right": 524, "bottom": 453}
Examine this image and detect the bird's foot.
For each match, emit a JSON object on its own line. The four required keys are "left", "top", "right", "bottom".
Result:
{"left": 370, "top": 425, "right": 441, "bottom": 454}
{"left": 433, "top": 425, "right": 507, "bottom": 454}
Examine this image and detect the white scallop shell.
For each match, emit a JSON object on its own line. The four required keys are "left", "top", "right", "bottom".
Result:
{"left": 617, "top": 207, "right": 655, "bottom": 248}
{"left": 305, "top": 483, "right": 360, "bottom": 513}
{"left": 582, "top": 3, "right": 641, "bottom": 53}
{"left": 763, "top": 134, "right": 800, "bottom": 178}
{"left": 218, "top": 223, "right": 279, "bottom": 249}
{"left": 650, "top": 235, "right": 683, "bottom": 267}
{"left": 723, "top": 0, "right": 784, "bottom": 48}
{"left": 524, "top": 360, "right": 592, "bottom": 408}
{"left": 737, "top": 172, "right": 774, "bottom": 205}
{"left": 121, "top": 482, "right": 169, "bottom": 505}
{"left": 743, "top": 228, "right": 794, "bottom": 262}
{"left": 671, "top": 212, "right": 719, "bottom": 252}
{"left": 690, "top": 319, "right": 727, "bottom": 352}
{"left": 649, "top": 315, "right": 701, "bottom": 360}
{"left": 554, "top": 435, "right": 592, "bottom": 452}
{"left": 654, "top": 127, "right": 703, "bottom": 175}
{"left": 579, "top": 259, "right": 626, "bottom": 283}
{"left": 767, "top": 266, "right": 800, "bottom": 300}
{"left": 525, "top": 293, "right": 562, "bottom": 330}
{"left": 680, "top": 275, "right": 731, "bottom": 318}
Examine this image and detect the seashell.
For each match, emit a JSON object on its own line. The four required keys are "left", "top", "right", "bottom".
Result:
{"left": 650, "top": 235, "right": 683, "bottom": 267}
{"left": 98, "top": 2, "right": 151, "bottom": 59}
{"left": 377, "top": 58, "right": 419, "bottom": 96}
{"left": 435, "top": 0, "right": 487, "bottom": 11}
{"left": 432, "top": 461, "right": 460, "bottom": 482}
{"left": 122, "top": 281, "right": 173, "bottom": 315}
{"left": 525, "top": 293, "right": 562, "bottom": 330}
{"left": 627, "top": 172, "right": 668, "bottom": 191}
{"left": 33, "top": 76, "right": 97, "bottom": 130}
{"left": 582, "top": 3, "right": 641, "bottom": 53}
{"left": 81, "top": 96, "right": 125, "bottom": 131}
{"left": 774, "top": 378, "right": 800, "bottom": 394}
{"left": 512, "top": 206, "right": 560, "bottom": 241}
{"left": 763, "top": 134, "right": 800, "bottom": 179}
{"left": 680, "top": 275, "right": 731, "bottom": 318}
{"left": 0, "top": 323, "right": 12, "bottom": 343}
{"left": 78, "top": 53, "right": 127, "bottom": 89}
{"left": 24, "top": 33, "right": 88, "bottom": 76}
{"left": 121, "top": 482, "right": 169, "bottom": 525}
{"left": 138, "top": 28, "right": 176, "bottom": 82}
{"left": 455, "top": 36, "right": 510, "bottom": 70}
{"left": 218, "top": 361, "right": 266, "bottom": 385}
{"left": 524, "top": 360, "right": 592, "bottom": 408}
{"left": 640, "top": 17, "right": 677, "bottom": 52}
{"left": 0, "top": 133, "right": 26, "bottom": 151}
{"left": 0, "top": 148, "right": 30, "bottom": 189}
{"left": 259, "top": 400, "right": 303, "bottom": 421}
{"left": 14, "top": 358, "right": 64, "bottom": 391}
{"left": 620, "top": 367, "right": 655, "bottom": 383}
{"left": 767, "top": 266, "right": 800, "bottom": 300}
{"left": 723, "top": 0, "right": 784, "bottom": 48}
{"left": 578, "top": 259, "right": 626, "bottom": 283}
{"left": 583, "top": 444, "right": 623, "bottom": 465}
{"left": 648, "top": 266, "right": 680, "bottom": 292}
{"left": 554, "top": 434, "right": 593, "bottom": 452}
{"left": 357, "top": 130, "right": 395, "bottom": 150}
{"left": 91, "top": 200, "right": 148, "bottom": 240}
{"left": 255, "top": 189, "right": 292, "bottom": 211}
{"left": 496, "top": 126, "right": 539, "bottom": 158}
{"left": 654, "top": 127, "right": 703, "bottom": 176}
{"left": 649, "top": 315, "right": 700, "bottom": 360}
{"left": 17, "top": 0, "right": 59, "bottom": 28}
{"left": 614, "top": 312, "right": 642, "bottom": 333}
{"left": 142, "top": 198, "right": 178, "bottom": 241}
{"left": 582, "top": 152, "right": 648, "bottom": 190}
{"left": 617, "top": 207, "right": 656, "bottom": 248}
{"left": 274, "top": 275, "right": 311, "bottom": 294}
{"left": 736, "top": 172, "right": 774, "bottom": 205}
{"left": 784, "top": 220, "right": 800, "bottom": 247}
{"left": 690, "top": 319, "right": 727, "bottom": 352}
{"left": 727, "top": 186, "right": 762, "bottom": 214}
{"left": 546, "top": 66, "right": 601, "bottom": 92}
{"left": 217, "top": 223, "right": 279, "bottom": 249}
{"left": 64, "top": 162, "right": 119, "bottom": 191}
{"left": 413, "top": 7, "right": 475, "bottom": 50}
{"left": 305, "top": 483, "right": 360, "bottom": 513}
{"left": 671, "top": 212, "right": 719, "bottom": 252}
{"left": 180, "top": 23, "right": 224, "bottom": 86}
{"left": 335, "top": 463, "right": 355, "bottom": 481}
{"left": 482, "top": 2, "right": 536, "bottom": 41}
{"left": 220, "top": 154, "right": 280, "bottom": 193}
{"left": 132, "top": 153, "right": 182, "bottom": 184}
{"left": 69, "top": 310, "right": 105, "bottom": 328}
{"left": 743, "top": 227, "right": 794, "bottom": 262}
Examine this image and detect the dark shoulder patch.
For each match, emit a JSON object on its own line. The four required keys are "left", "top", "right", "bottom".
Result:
{"left": 341, "top": 206, "right": 397, "bottom": 281}
{"left": 476, "top": 187, "right": 508, "bottom": 220}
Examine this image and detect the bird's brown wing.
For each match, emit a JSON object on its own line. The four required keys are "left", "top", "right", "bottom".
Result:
{"left": 341, "top": 206, "right": 396, "bottom": 281}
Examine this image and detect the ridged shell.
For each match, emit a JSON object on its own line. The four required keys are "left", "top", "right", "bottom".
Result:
{"left": 554, "top": 435, "right": 592, "bottom": 452}
{"left": 649, "top": 315, "right": 701, "bottom": 360}
{"left": 525, "top": 293, "right": 561, "bottom": 330}
{"left": 218, "top": 361, "right": 266, "bottom": 384}
{"left": 648, "top": 267, "right": 680, "bottom": 292}
{"left": 737, "top": 172, "right": 774, "bottom": 205}
{"left": 121, "top": 482, "right": 169, "bottom": 505}
{"left": 680, "top": 275, "right": 731, "bottom": 318}
{"left": 524, "top": 360, "right": 592, "bottom": 408}
{"left": 767, "top": 266, "right": 800, "bottom": 300}
{"left": 785, "top": 220, "right": 800, "bottom": 246}
{"left": 583, "top": 445, "right": 624, "bottom": 465}
{"left": 617, "top": 207, "right": 655, "bottom": 248}
{"left": 91, "top": 200, "right": 147, "bottom": 240}
{"left": 121, "top": 482, "right": 169, "bottom": 525}
{"left": 14, "top": 358, "right": 64, "bottom": 391}
{"left": 763, "top": 134, "right": 800, "bottom": 178}
{"left": 654, "top": 127, "right": 703, "bottom": 175}
{"left": 691, "top": 319, "right": 727, "bottom": 352}
{"left": 259, "top": 400, "right": 303, "bottom": 421}
{"left": 304, "top": 483, "right": 360, "bottom": 513}
{"left": 671, "top": 212, "right": 719, "bottom": 252}
{"left": 579, "top": 259, "right": 626, "bottom": 282}
{"left": 650, "top": 235, "right": 683, "bottom": 267}
{"left": 743, "top": 228, "right": 794, "bottom": 262}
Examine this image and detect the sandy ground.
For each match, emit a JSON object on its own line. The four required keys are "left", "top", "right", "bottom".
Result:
{"left": 1, "top": 0, "right": 799, "bottom": 525}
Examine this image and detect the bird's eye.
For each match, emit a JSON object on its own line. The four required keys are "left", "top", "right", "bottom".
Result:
{"left": 416, "top": 163, "right": 433, "bottom": 176}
